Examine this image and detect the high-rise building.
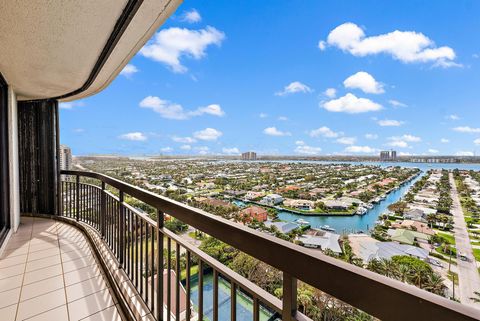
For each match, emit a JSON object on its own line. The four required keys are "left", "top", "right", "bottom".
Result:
{"left": 380, "top": 150, "right": 397, "bottom": 161}
{"left": 59, "top": 145, "right": 72, "bottom": 170}
{"left": 242, "top": 151, "right": 257, "bottom": 160}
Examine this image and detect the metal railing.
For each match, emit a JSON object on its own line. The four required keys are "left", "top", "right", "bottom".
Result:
{"left": 60, "top": 170, "right": 479, "bottom": 321}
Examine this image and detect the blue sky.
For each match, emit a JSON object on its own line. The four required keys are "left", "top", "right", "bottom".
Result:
{"left": 60, "top": 0, "right": 480, "bottom": 157}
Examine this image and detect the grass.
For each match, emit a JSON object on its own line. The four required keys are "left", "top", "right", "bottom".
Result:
{"left": 437, "top": 232, "right": 456, "bottom": 245}
{"left": 435, "top": 245, "right": 457, "bottom": 257}
{"left": 447, "top": 271, "right": 459, "bottom": 286}
{"left": 180, "top": 264, "right": 199, "bottom": 281}
{"left": 473, "top": 249, "right": 480, "bottom": 262}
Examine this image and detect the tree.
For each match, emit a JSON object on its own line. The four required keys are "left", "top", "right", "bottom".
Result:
{"left": 387, "top": 201, "right": 407, "bottom": 215}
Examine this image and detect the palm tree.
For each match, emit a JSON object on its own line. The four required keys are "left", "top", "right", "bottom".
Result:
{"left": 424, "top": 273, "right": 446, "bottom": 296}
{"left": 470, "top": 291, "right": 480, "bottom": 303}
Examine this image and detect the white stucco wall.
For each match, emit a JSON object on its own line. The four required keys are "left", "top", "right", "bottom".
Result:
{"left": 8, "top": 87, "right": 20, "bottom": 231}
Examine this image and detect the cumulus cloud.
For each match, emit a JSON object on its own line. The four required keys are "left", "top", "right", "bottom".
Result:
{"left": 140, "top": 96, "right": 224, "bottom": 120}
{"left": 343, "top": 71, "right": 384, "bottom": 94}
{"left": 294, "top": 141, "right": 322, "bottom": 155}
{"left": 172, "top": 136, "right": 197, "bottom": 143}
{"left": 222, "top": 147, "right": 240, "bottom": 155}
{"left": 456, "top": 151, "right": 474, "bottom": 156}
{"left": 428, "top": 149, "right": 439, "bottom": 154}
{"left": 365, "top": 133, "right": 378, "bottom": 140}
{"left": 336, "top": 136, "right": 356, "bottom": 145}
{"left": 344, "top": 145, "right": 376, "bottom": 153}
{"left": 180, "top": 145, "right": 192, "bottom": 150}
{"left": 321, "top": 22, "right": 459, "bottom": 67}
{"left": 324, "top": 88, "right": 337, "bottom": 98}
{"left": 193, "top": 128, "right": 223, "bottom": 141}
{"left": 452, "top": 126, "right": 480, "bottom": 133}
{"left": 119, "top": 132, "right": 147, "bottom": 141}
{"left": 263, "top": 127, "right": 291, "bottom": 136}
{"left": 59, "top": 101, "right": 85, "bottom": 110}
{"left": 387, "top": 140, "right": 409, "bottom": 148}
{"left": 278, "top": 116, "right": 288, "bottom": 121}
{"left": 389, "top": 134, "right": 421, "bottom": 142}
{"left": 181, "top": 9, "right": 201, "bottom": 23}
{"left": 440, "top": 138, "right": 450, "bottom": 143}
{"left": 120, "top": 64, "right": 139, "bottom": 77}
{"left": 259, "top": 113, "right": 268, "bottom": 118}
{"left": 474, "top": 138, "right": 480, "bottom": 145}
{"left": 160, "top": 147, "right": 173, "bottom": 153}
{"left": 377, "top": 119, "right": 404, "bottom": 127}
{"left": 388, "top": 99, "right": 407, "bottom": 108}
{"left": 275, "top": 81, "right": 313, "bottom": 96}
{"left": 321, "top": 93, "right": 382, "bottom": 113}
{"left": 140, "top": 26, "right": 225, "bottom": 73}
{"left": 195, "top": 146, "right": 210, "bottom": 155}
{"left": 309, "top": 126, "right": 342, "bottom": 138}
{"left": 446, "top": 114, "right": 460, "bottom": 120}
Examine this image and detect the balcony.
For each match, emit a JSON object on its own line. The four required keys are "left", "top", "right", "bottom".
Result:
{"left": 3, "top": 170, "right": 477, "bottom": 321}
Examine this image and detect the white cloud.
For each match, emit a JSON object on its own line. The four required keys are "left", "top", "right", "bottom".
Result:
{"left": 446, "top": 114, "right": 460, "bottom": 120}
{"left": 160, "top": 147, "right": 173, "bottom": 153}
{"left": 322, "top": 22, "right": 459, "bottom": 67}
{"left": 398, "top": 152, "right": 412, "bottom": 156}
{"left": 456, "top": 151, "right": 474, "bottom": 156}
{"left": 193, "top": 128, "right": 223, "bottom": 141}
{"left": 259, "top": 113, "right": 268, "bottom": 118}
{"left": 318, "top": 40, "right": 327, "bottom": 51}
{"left": 324, "top": 88, "right": 337, "bottom": 98}
{"left": 172, "top": 136, "right": 197, "bottom": 143}
{"left": 182, "top": 9, "right": 201, "bottom": 23}
{"left": 343, "top": 71, "right": 384, "bottom": 94}
{"left": 263, "top": 127, "right": 291, "bottom": 137}
{"left": 119, "top": 132, "right": 147, "bottom": 141}
{"left": 428, "top": 149, "right": 439, "bottom": 154}
{"left": 73, "top": 128, "right": 85, "bottom": 133}
{"left": 119, "top": 64, "right": 139, "bottom": 77}
{"left": 387, "top": 140, "right": 409, "bottom": 148}
{"left": 140, "top": 96, "right": 224, "bottom": 120}
{"left": 180, "top": 145, "right": 192, "bottom": 150}
{"left": 474, "top": 138, "right": 480, "bottom": 145}
{"left": 322, "top": 93, "right": 382, "bottom": 113}
{"left": 440, "top": 138, "right": 450, "bottom": 143}
{"left": 452, "top": 126, "right": 480, "bottom": 133}
{"left": 388, "top": 99, "right": 407, "bottom": 108}
{"left": 377, "top": 119, "right": 404, "bottom": 127}
{"left": 309, "top": 126, "right": 342, "bottom": 138}
{"left": 222, "top": 147, "right": 240, "bottom": 155}
{"left": 336, "top": 136, "right": 356, "bottom": 145}
{"left": 294, "top": 141, "right": 322, "bottom": 155}
{"left": 140, "top": 26, "right": 225, "bottom": 73}
{"left": 195, "top": 146, "right": 210, "bottom": 155}
{"left": 278, "top": 116, "right": 288, "bottom": 121}
{"left": 275, "top": 81, "right": 312, "bottom": 96}
{"left": 365, "top": 133, "right": 378, "bottom": 140}
{"left": 389, "top": 134, "right": 421, "bottom": 142}
{"left": 59, "top": 101, "right": 85, "bottom": 110}
{"left": 344, "top": 145, "right": 376, "bottom": 153}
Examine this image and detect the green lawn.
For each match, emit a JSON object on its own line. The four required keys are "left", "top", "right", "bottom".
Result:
{"left": 437, "top": 232, "right": 456, "bottom": 245}
{"left": 473, "top": 249, "right": 480, "bottom": 262}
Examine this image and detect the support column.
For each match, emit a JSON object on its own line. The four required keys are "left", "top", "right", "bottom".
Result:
{"left": 7, "top": 88, "right": 20, "bottom": 231}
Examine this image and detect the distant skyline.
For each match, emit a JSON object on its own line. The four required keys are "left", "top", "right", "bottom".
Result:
{"left": 60, "top": 1, "right": 480, "bottom": 157}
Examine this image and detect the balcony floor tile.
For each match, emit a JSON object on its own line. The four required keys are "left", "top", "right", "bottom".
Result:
{"left": 0, "top": 217, "right": 124, "bottom": 321}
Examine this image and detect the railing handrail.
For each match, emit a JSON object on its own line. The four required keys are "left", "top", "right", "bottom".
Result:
{"left": 61, "top": 170, "right": 480, "bottom": 321}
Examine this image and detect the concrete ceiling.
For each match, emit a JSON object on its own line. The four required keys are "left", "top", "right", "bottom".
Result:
{"left": 0, "top": 0, "right": 182, "bottom": 101}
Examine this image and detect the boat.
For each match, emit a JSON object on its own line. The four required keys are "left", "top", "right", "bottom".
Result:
{"left": 320, "top": 225, "right": 336, "bottom": 232}
{"left": 356, "top": 207, "right": 367, "bottom": 215}
{"left": 295, "top": 218, "right": 310, "bottom": 225}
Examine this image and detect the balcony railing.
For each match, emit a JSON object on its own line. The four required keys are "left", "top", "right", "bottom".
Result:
{"left": 59, "top": 170, "right": 479, "bottom": 321}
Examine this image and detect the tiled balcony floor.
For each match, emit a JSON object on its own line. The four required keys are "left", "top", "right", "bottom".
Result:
{"left": 0, "top": 217, "right": 125, "bottom": 321}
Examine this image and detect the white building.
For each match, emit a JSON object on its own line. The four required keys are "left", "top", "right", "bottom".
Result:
{"left": 261, "top": 194, "right": 284, "bottom": 206}
{"left": 59, "top": 145, "right": 72, "bottom": 170}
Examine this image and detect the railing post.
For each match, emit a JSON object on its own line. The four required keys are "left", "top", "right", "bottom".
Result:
{"left": 282, "top": 272, "right": 297, "bottom": 321}
{"left": 101, "top": 182, "right": 106, "bottom": 239}
{"left": 119, "top": 190, "right": 125, "bottom": 268}
{"left": 156, "top": 209, "right": 164, "bottom": 321}
{"left": 75, "top": 175, "right": 80, "bottom": 221}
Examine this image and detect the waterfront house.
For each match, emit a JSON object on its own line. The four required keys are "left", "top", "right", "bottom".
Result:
{"left": 297, "top": 230, "right": 342, "bottom": 253}
{"left": 239, "top": 206, "right": 268, "bottom": 223}
{"left": 261, "top": 194, "right": 284, "bottom": 206}
{"left": 283, "top": 198, "right": 315, "bottom": 211}
{"left": 264, "top": 221, "right": 300, "bottom": 234}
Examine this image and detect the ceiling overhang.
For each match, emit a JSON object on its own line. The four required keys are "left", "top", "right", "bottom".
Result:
{"left": 0, "top": 0, "right": 182, "bottom": 101}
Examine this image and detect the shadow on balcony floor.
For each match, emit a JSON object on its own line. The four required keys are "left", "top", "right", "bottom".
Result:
{"left": 0, "top": 216, "right": 125, "bottom": 321}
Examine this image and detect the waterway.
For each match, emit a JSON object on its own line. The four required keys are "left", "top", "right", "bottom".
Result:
{"left": 246, "top": 161, "right": 480, "bottom": 234}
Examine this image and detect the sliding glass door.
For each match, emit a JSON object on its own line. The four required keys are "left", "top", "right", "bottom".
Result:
{"left": 0, "top": 75, "right": 10, "bottom": 247}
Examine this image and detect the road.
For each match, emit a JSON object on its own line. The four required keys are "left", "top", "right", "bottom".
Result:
{"left": 449, "top": 173, "right": 480, "bottom": 307}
